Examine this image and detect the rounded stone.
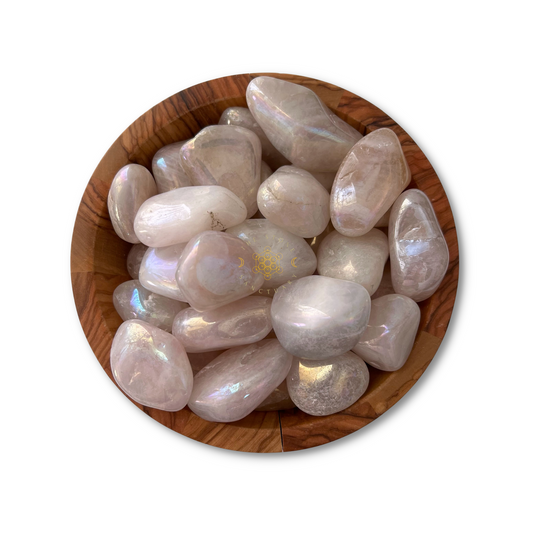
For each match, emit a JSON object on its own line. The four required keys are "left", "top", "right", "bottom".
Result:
{"left": 126, "top": 243, "right": 148, "bottom": 279}
{"left": 152, "top": 140, "right": 192, "bottom": 193}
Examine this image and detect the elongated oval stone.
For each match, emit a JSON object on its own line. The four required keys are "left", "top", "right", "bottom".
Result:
{"left": 177, "top": 231, "right": 264, "bottom": 311}
{"left": 226, "top": 219, "right": 317, "bottom": 289}
{"left": 331, "top": 128, "right": 411, "bottom": 237}
{"left": 187, "top": 350, "right": 224, "bottom": 376}
{"left": 188, "top": 339, "right": 293, "bottom": 422}
{"left": 126, "top": 243, "right": 148, "bottom": 279}
{"left": 180, "top": 125, "right": 261, "bottom": 218}
{"left": 271, "top": 275, "right": 371, "bottom": 359}
{"left": 113, "top": 280, "right": 188, "bottom": 332}
{"left": 317, "top": 228, "right": 388, "bottom": 296}
{"left": 257, "top": 166, "right": 330, "bottom": 238}
{"left": 139, "top": 243, "right": 188, "bottom": 302}
{"left": 110, "top": 319, "right": 193, "bottom": 411}
{"left": 255, "top": 380, "right": 295, "bottom": 411}
{"left": 172, "top": 296, "right": 272, "bottom": 353}
{"left": 108, "top": 164, "right": 157, "bottom": 243}
{"left": 389, "top": 189, "right": 449, "bottom": 302}
{"left": 152, "top": 141, "right": 192, "bottom": 193}
{"left": 133, "top": 185, "right": 247, "bottom": 247}
{"left": 287, "top": 352, "right": 369, "bottom": 416}
{"left": 353, "top": 294, "right": 420, "bottom": 371}
{"left": 246, "top": 76, "right": 362, "bottom": 172}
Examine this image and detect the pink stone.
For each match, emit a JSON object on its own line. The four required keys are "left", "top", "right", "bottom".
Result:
{"left": 152, "top": 141, "right": 192, "bottom": 193}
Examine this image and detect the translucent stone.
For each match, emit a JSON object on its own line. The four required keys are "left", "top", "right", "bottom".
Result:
{"left": 330, "top": 128, "right": 411, "bottom": 237}
{"left": 113, "top": 280, "right": 188, "bottom": 332}
{"left": 226, "top": 219, "right": 317, "bottom": 289}
{"left": 126, "top": 243, "right": 148, "bottom": 279}
{"left": 352, "top": 294, "right": 420, "bottom": 371}
{"left": 152, "top": 141, "right": 192, "bottom": 193}
{"left": 180, "top": 125, "right": 261, "bottom": 218}
{"left": 371, "top": 261, "right": 395, "bottom": 300}
{"left": 188, "top": 339, "right": 293, "bottom": 422}
{"left": 110, "top": 319, "right": 193, "bottom": 411}
{"left": 317, "top": 228, "right": 389, "bottom": 296}
{"left": 260, "top": 160, "right": 273, "bottom": 182}
{"left": 139, "top": 244, "right": 188, "bottom": 302}
{"left": 257, "top": 166, "right": 330, "bottom": 238}
{"left": 108, "top": 164, "right": 157, "bottom": 243}
{"left": 255, "top": 380, "right": 296, "bottom": 411}
{"left": 187, "top": 350, "right": 223, "bottom": 376}
{"left": 246, "top": 76, "right": 362, "bottom": 172}
{"left": 287, "top": 352, "right": 369, "bottom": 416}
{"left": 305, "top": 221, "right": 336, "bottom": 255}
{"left": 133, "top": 185, "right": 247, "bottom": 247}
{"left": 219, "top": 107, "right": 290, "bottom": 169}
{"left": 172, "top": 296, "right": 272, "bottom": 352}
{"left": 177, "top": 231, "right": 264, "bottom": 312}
{"left": 389, "top": 189, "right": 449, "bottom": 302}
{"left": 271, "top": 275, "right": 371, "bottom": 359}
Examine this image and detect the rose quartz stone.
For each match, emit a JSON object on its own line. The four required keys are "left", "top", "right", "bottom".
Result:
{"left": 126, "top": 243, "right": 148, "bottom": 279}
{"left": 255, "top": 380, "right": 296, "bottom": 411}
{"left": 187, "top": 350, "right": 224, "bottom": 376}
{"left": 152, "top": 141, "right": 192, "bottom": 193}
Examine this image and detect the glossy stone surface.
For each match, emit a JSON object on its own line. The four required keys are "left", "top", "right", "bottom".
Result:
{"left": 287, "top": 352, "right": 369, "bottom": 416}
{"left": 152, "top": 141, "right": 192, "bottom": 193}
{"left": 177, "top": 231, "right": 264, "bottom": 311}
{"left": 389, "top": 189, "right": 449, "bottom": 302}
{"left": 271, "top": 275, "right": 371, "bottom": 359}
{"left": 247, "top": 76, "right": 362, "bottom": 172}
{"left": 331, "top": 128, "right": 411, "bottom": 237}
{"left": 110, "top": 319, "right": 193, "bottom": 411}
{"left": 187, "top": 350, "right": 223, "bottom": 376}
{"left": 188, "top": 340, "right": 293, "bottom": 422}
{"left": 126, "top": 243, "right": 148, "bottom": 279}
{"left": 257, "top": 166, "right": 330, "bottom": 238}
{"left": 108, "top": 164, "right": 157, "bottom": 243}
{"left": 113, "top": 280, "right": 188, "bottom": 332}
{"left": 172, "top": 296, "right": 272, "bottom": 352}
{"left": 317, "top": 228, "right": 388, "bottom": 296}
{"left": 371, "top": 261, "right": 395, "bottom": 300}
{"left": 353, "top": 294, "right": 420, "bottom": 371}
{"left": 255, "top": 380, "right": 295, "bottom": 411}
{"left": 226, "top": 219, "right": 317, "bottom": 289}
{"left": 134, "top": 186, "right": 247, "bottom": 247}
{"left": 219, "top": 107, "right": 290, "bottom": 169}
{"left": 180, "top": 125, "right": 261, "bottom": 218}
{"left": 139, "top": 244, "right": 188, "bottom": 301}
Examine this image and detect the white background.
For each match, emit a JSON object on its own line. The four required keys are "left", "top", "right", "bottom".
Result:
{"left": 1, "top": 1, "right": 532, "bottom": 532}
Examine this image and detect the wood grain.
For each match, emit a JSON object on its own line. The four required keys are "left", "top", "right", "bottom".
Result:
{"left": 71, "top": 73, "right": 459, "bottom": 453}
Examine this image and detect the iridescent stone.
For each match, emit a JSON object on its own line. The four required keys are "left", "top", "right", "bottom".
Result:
{"left": 260, "top": 160, "right": 273, "bottom": 182}
{"left": 188, "top": 339, "right": 293, "bottom": 422}
{"left": 287, "top": 352, "right": 369, "bottom": 416}
{"left": 108, "top": 164, "right": 157, "bottom": 243}
{"left": 177, "top": 231, "right": 264, "bottom": 311}
{"left": 317, "top": 228, "right": 388, "bottom": 296}
{"left": 126, "top": 243, "right": 148, "bottom": 279}
{"left": 352, "top": 294, "right": 420, "bottom": 371}
{"left": 226, "top": 219, "right": 317, "bottom": 289}
{"left": 389, "top": 189, "right": 449, "bottom": 302}
{"left": 113, "top": 280, "right": 188, "bottom": 332}
{"left": 255, "top": 380, "right": 295, "bottom": 411}
{"left": 172, "top": 296, "right": 272, "bottom": 352}
{"left": 187, "top": 350, "right": 224, "bottom": 376}
{"left": 371, "top": 261, "right": 395, "bottom": 300}
{"left": 246, "top": 76, "right": 362, "bottom": 172}
{"left": 257, "top": 166, "right": 330, "bottom": 238}
{"left": 152, "top": 141, "right": 192, "bottom": 193}
{"left": 133, "top": 186, "right": 247, "bottom": 247}
{"left": 180, "top": 126, "right": 261, "bottom": 218}
{"left": 331, "top": 128, "right": 411, "bottom": 237}
{"left": 110, "top": 319, "right": 193, "bottom": 411}
{"left": 271, "top": 275, "right": 371, "bottom": 359}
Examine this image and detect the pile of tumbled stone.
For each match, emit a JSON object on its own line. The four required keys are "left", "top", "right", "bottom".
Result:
{"left": 107, "top": 76, "right": 449, "bottom": 422}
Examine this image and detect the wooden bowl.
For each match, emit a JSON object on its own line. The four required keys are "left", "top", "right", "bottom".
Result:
{"left": 71, "top": 73, "right": 459, "bottom": 453}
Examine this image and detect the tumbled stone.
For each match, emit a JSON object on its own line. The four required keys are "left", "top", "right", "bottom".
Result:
{"left": 134, "top": 186, "right": 247, "bottom": 247}
{"left": 172, "top": 296, "right": 272, "bottom": 352}
{"left": 353, "top": 294, "right": 420, "bottom": 371}
{"left": 246, "top": 76, "right": 362, "bottom": 172}
{"left": 219, "top": 107, "right": 290, "bottom": 169}
{"left": 108, "top": 164, "right": 157, "bottom": 243}
{"left": 257, "top": 166, "right": 330, "bottom": 238}
{"left": 371, "top": 261, "right": 395, "bottom": 300}
{"left": 180, "top": 126, "right": 261, "bottom": 218}
{"left": 271, "top": 275, "right": 370, "bottom": 359}
{"left": 113, "top": 280, "right": 188, "bottom": 332}
{"left": 188, "top": 339, "right": 293, "bottom": 422}
{"left": 226, "top": 219, "right": 317, "bottom": 289}
{"left": 177, "top": 231, "right": 264, "bottom": 311}
{"left": 110, "top": 319, "right": 193, "bottom": 411}
{"left": 126, "top": 243, "right": 148, "bottom": 279}
{"left": 255, "top": 380, "right": 296, "bottom": 411}
{"left": 152, "top": 141, "right": 192, "bottom": 193}
{"left": 260, "top": 160, "right": 273, "bottom": 182}
{"left": 287, "top": 352, "right": 369, "bottom": 416}
{"left": 187, "top": 350, "right": 224, "bottom": 376}
{"left": 317, "top": 228, "right": 388, "bottom": 296}
{"left": 389, "top": 189, "right": 449, "bottom": 302}
{"left": 331, "top": 128, "right": 411, "bottom": 237}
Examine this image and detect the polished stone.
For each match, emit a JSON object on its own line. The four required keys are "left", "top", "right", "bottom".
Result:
{"left": 371, "top": 261, "right": 395, "bottom": 300}
{"left": 187, "top": 350, "right": 224, "bottom": 376}
{"left": 126, "top": 243, "right": 148, "bottom": 279}
{"left": 255, "top": 380, "right": 296, "bottom": 411}
{"left": 152, "top": 141, "right": 192, "bottom": 193}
